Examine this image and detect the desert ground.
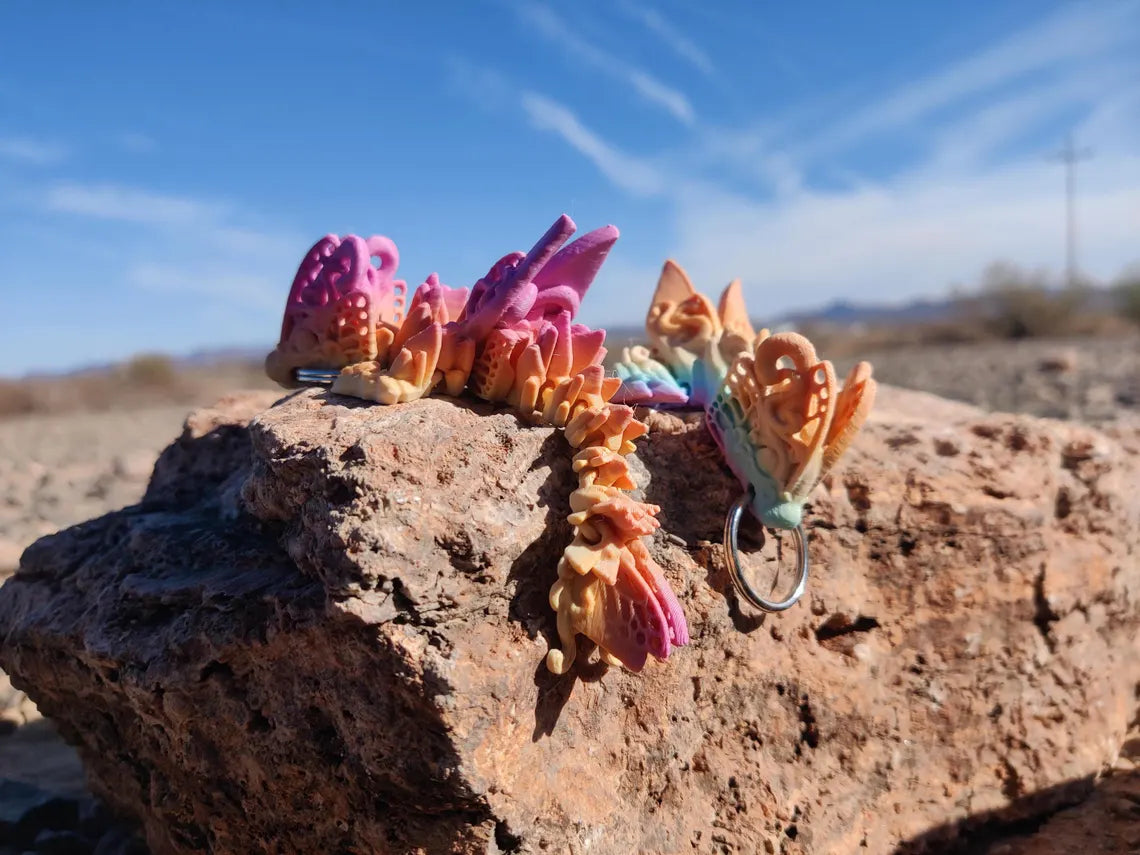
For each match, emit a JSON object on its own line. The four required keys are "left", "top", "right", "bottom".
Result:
{"left": 1, "top": 332, "right": 1138, "bottom": 852}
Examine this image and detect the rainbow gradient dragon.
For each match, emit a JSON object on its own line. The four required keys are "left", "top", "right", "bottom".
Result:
{"left": 266, "top": 216, "right": 874, "bottom": 673}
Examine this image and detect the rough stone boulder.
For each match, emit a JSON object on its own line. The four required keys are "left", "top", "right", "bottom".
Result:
{"left": 0, "top": 386, "right": 1138, "bottom": 854}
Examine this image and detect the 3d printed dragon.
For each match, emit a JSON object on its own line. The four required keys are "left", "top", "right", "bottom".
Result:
{"left": 612, "top": 260, "right": 877, "bottom": 532}
{"left": 266, "top": 217, "right": 875, "bottom": 673}
{"left": 266, "top": 215, "right": 687, "bottom": 675}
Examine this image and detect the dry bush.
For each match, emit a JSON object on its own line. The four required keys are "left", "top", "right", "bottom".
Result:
{"left": 122, "top": 353, "right": 178, "bottom": 387}
{"left": 960, "top": 262, "right": 1092, "bottom": 339}
{"left": 0, "top": 356, "right": 275, "bottom": 419}
{"left": 1114, "top": 267, "right": 1140, "bottom": 326}
{"left": 0, "top": 381, "right": 38, "bottom": 417}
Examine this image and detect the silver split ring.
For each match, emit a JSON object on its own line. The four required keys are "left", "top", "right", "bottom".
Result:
{"left": 723, "top": 492, "right": 809, "bottom": 612}
{"left": 293, "top": 368, "right": 340, "bottom": 387}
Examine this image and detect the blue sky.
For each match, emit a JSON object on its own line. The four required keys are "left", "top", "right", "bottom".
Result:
{"left": 2, "top": 0, "right": 1138, "bottom": 376}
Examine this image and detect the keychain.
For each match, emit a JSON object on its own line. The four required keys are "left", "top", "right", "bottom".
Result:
{"left": 613, "top": 261, "right": 876, "bottom": 611}
{"left": 265, "top": 222, "right": 875, "bottom": 673}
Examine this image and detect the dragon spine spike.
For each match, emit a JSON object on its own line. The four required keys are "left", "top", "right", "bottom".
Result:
{"left": 821, "top": 361, "right": 878, "bottom": 478}
{"left": 513, "top": 214, "right": 578, "bottom": 294}
{"left": 457, "top": 215, "right": 576, "bottom": 341}
{"left": 529, "top": 224, "right": 621, "bottom": 321}
{"left": 717, "top": 278, "right": 754, "bottom": 341}
{"left": 651, "top": 259, "right": 698, "bottom": 307}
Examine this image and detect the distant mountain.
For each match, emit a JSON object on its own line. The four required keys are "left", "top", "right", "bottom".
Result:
{"left": 780, "top": 284, "right": 1120, "bottom": 328}
{"left": 178, "top": 346, "right": 267, "bottom": 367}
{"left": 779, "top": 296, "right": 959, "bottom": 327}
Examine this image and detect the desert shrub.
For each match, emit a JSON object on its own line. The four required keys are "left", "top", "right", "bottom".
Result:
{"left": 1114, "top": 268, "right": 1140, "bottom": 326}
{"left": 122, "top": 353, "right": 178, "bottom": 387}
{"left": 970, "top": 262, "right": 1091, "bottom": 339}
{"left": 0, "top": 381, "right": 38, "bottom": 417}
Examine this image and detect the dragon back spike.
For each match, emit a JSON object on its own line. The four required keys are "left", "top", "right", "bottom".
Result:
{"left": 717, "top": 279, "right": 755, "bottom": 342}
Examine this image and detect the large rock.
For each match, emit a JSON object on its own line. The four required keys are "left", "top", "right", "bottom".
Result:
{"left": 0, "top": 386, "right": 1137, "bottom": 855}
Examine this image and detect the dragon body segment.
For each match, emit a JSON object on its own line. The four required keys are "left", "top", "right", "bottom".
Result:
{"left": 268, "top": 215, "right": 688, "bottom": 674}
{"left": 614, "top": 260, "right": 877, "bottom": 532}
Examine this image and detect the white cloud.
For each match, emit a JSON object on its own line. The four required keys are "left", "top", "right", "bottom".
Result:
{"left": 43, "top": 183, "right": 225, "bottom": 224}
{"left": 618, "top": 1, "right": 715, "bottom": 77}
{"left": 925, "top": 63, "right": 1132, "bottom": 172}
{"left": 522, "top": 2, "right": 1140, "bottom": 325}
{"left": 39, "top": 179, "right": 300, "bottom": 315}
{"left": 443, "top": 56, "right": 515, "bottom": 114}
{"left": 126, "top": 263, "right": 283, "bottom": 311}
{"left": 512, "top": 1, "right": 696, "bottom": 125}
{"left": 520, "top": 92, "right": 665, "bottom": 196}
{"left": 0, "top": 137, "right": 69, "bottom": 165}
{"left": 624, "top": 69, "right": 696, "bottom": 127}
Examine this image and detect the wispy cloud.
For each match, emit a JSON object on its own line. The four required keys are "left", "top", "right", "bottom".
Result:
{"left": 43, "top": 183, "right": 225, "bottom": 225}
{"left": 0, "top": 136, "right": 69, "bottom": 165}
{"left": 126, "top": 263, "right": 283, "bottom": 311}
{"left": 39, "top": 179, "right": 298, "bottom": 312}
{"left": 445, "top": 54, "right": 670, "bottom": 198}
{"left": 670, "top": 154, "right": 1140, "bottom": 318}
{"left": 117, "top": 132, "right": 158, "bottom": 154}
{"left": 925, "top": 64, "right": 1134, "bottom": 172}
{"left": 618, "top": 1, "right": 714, "bottom": 77}
{"left": 803, "top": 1, "right": 1140, "bottom": 159}
{"left": 520, "top": 92, "right": 665, "bottom": 196}
{"left": 512, "top": 1, "right": 696, "bottom": 125}
{"left": 659, "top": 7, "right": 1140, "bottom": 316}
{"left": 443, "top": 55, "right": 515, "bottom": 113}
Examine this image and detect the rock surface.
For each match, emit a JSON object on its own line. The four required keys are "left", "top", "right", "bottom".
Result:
{"left": 1, "top": 386, "right": 1138, "bottom": 854}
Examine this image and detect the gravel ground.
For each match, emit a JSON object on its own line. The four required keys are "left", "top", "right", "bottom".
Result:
{"left": 844, "top": 333, "right": 1140, "bottom": 423}
{"left": 0, "top": 405, "right": 194, "bottom": 577}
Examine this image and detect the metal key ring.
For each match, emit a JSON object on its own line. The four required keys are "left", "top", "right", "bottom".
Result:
{"left": 293, "top": 368, "right": 340, "bottom": 387}
{"left": 723, "top": 492, "right": 809, "bottom": 612}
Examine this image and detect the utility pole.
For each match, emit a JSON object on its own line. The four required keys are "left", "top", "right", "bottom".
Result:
{"left": 1049, "top": 133, "right": 1093, "bottom": 289}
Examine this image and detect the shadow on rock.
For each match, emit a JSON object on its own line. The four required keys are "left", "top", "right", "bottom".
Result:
{"left": 895, "top": 768, "right": 1140, "bottom": 854}
{"left": 0, "top": 716, "right": 149, "bottom": 854}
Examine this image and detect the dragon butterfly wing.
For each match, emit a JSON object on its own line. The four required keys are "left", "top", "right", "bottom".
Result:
{"left": 821, "top": 361, "right": 877, "bottom": 477}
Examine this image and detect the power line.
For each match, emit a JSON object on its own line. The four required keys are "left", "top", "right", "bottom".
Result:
{"left": 1048, "top": 133, "right": 1093, "bottom": 289}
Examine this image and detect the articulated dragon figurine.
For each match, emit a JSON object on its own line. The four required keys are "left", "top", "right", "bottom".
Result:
{"left": 612, "top": 259, "right": 876, "bottom": 531}
{"left": 266, "top": 215, "right": 688, "bottom": 674}
{"left": 266, "top": 220, "right": 876, "bottom": 671}
{"left": 611, "top": 261, "right": 876, "bottom": 613}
